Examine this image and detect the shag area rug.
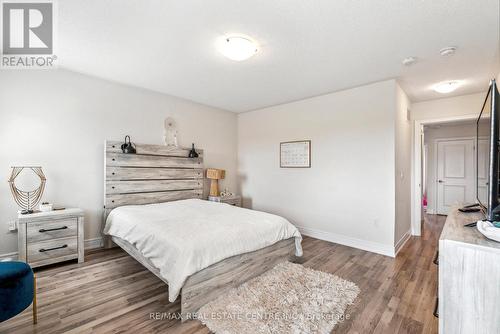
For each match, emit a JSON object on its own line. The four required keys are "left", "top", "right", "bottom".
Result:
{"left": 197, "top": 261, "right": 360, "bottom": 334}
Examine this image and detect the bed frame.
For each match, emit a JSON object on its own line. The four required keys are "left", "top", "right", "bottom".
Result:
{"left": 103, "top": 140, "right": 296, "bottom": 320}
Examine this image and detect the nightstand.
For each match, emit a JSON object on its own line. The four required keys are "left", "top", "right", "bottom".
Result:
{"left": 17, "top": 208, "right": 84, "bottom": 268}
{"left": 208, "top": 195, "right": 242, "bottom": 207}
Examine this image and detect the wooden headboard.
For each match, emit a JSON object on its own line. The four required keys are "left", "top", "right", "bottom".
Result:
{"left": 104, "top": 140, "right": 204, "bottom": 217}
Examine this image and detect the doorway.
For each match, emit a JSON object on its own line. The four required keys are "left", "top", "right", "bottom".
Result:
{"left": 422, "top": 120, "right": 481, "bottom": 217}
{"left": 412, "top": 114, "right": 479, "bottom": 236}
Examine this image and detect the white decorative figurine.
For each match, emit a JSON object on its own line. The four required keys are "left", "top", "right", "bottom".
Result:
{"left": 220, "top": 188, "right": 234, "bottom": 198}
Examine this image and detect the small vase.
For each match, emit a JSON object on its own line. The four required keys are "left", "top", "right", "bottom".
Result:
{"left": 188, "top": 143, "right": 199, "bottom": 158}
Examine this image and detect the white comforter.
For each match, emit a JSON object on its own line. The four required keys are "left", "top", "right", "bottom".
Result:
{"left": 103, "top": 199, "right": 302, "bottom": 302}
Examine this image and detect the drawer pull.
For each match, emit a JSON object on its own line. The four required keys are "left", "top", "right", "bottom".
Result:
{"left": 39, "top": 226, "right": 68, "bottom": 233}
{"left": 39, "top": 244, "right": 68, "bottom": 252}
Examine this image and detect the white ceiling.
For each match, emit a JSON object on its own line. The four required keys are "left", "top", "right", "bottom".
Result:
{"left": 58, "top": 0, "right": 500, "bottom": 112}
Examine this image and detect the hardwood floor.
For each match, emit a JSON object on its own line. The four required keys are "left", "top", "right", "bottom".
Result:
{"left": 0, "top": 215, "right": 443, "bottom": 334}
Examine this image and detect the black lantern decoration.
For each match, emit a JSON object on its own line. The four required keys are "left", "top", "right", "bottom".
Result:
{"left": 188, "top": 143, "right": 199, "bottom": 158}
{"left": 121, "top": 135, "right": 136, "bottom": 154}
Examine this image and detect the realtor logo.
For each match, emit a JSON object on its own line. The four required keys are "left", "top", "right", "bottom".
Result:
{"left": 1, "top": 0, "right": 57, "bottom": 68}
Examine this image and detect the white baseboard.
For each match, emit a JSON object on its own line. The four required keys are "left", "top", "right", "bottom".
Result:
{"left": 0, "top": 237, "right": 104, "bottom": 261}
{"left": 85, "top": 237, "right": 104, "bottom": 250}
{"left": 394, "top": 229, "right": 412, "bottom": 256}
{"left": 0, "top": 251, "right": 19, "bottom": 262}
{"left": 297, "top": 226, "right": 395, "bottom": 258}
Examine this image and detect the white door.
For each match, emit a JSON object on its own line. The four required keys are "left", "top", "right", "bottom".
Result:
{"left": 477, "top": 138, "right": 489, "bottom": 205}
{"left": 436, "top": 139, "right": 475, "bottom": 215}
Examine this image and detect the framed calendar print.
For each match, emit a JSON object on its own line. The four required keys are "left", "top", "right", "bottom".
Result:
{"left": 280, "top": 140, "right": 311, "bottom": 168}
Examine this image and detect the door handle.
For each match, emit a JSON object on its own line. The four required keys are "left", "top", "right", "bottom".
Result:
{"left": 438, "top": 180, "right": 444, "bottom": 183}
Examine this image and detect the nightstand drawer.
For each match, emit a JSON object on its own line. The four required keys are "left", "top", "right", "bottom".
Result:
{"left": 222, "top": 197, "right": 242, "bottom": 207}
{"left": 27, "top": 218, "right": 78, "bottom": 243}
{"left": 27, "top": 237, "right": 78, "bottom": 267}
{"left": 208, "top": 195, "right": 242, "bottom": 207}
{"left": 223, "top": 199, "right": 241, "bottom": 206}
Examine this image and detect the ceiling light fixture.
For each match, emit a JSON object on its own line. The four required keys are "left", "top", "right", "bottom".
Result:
{"left": 217, "top": 36, "right": 258, "bottom": 61}
{"left": 439, "top": 46, "right": 457, "bottom": 57}
{"left": 433, "top": 80, "right": 463, "bottom": 94}
{"left": 402, "top": 56, "right": 417, "bottom": 66}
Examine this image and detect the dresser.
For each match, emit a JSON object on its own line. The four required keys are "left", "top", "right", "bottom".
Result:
{"left": 17, "top": 209, "right": 84, "bottom": 268}
{"left": 439, "top": 207, "right": 500, "bottom": 333}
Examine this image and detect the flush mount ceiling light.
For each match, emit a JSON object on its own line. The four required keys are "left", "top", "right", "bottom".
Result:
{"left": 402, "top": 56, "right": 417, "bottom": 66}
{"left": 217, "top": 36, "right": 258, "bottom": 61}
{"left": 439, "top": 46, "right": 457, "bottom": 57}
{"left": 433, "top": 80, "right": 463, "bottom": 94}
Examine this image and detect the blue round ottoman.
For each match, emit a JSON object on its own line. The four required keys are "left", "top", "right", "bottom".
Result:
{"left": 0, "top": 261, "right": 36, "bottom": 323}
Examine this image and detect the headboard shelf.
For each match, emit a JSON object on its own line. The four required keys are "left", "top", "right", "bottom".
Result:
{"left": 106, "top": 140, "right": 203, "bottom": 158}
{"left": 104, "top": 140, "right": 205, "bottom": 214}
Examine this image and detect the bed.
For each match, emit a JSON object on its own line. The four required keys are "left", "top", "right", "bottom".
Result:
{"left": 103, "top": 140, "right": 302, "bottom": 320}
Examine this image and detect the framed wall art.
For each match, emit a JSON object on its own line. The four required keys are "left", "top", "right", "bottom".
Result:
{"left": 280, "top": 140, "right": 311, "bottom": 168}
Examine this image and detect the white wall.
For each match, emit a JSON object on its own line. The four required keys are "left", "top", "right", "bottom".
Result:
{"left": 238, "top": 80, "right": 400, "bottom": 256}
{"left": 424, "top": 123, "right": 476, "bottom": 213}
{"left": 0, "top": 69, "right": 237, "bottom": 255}
{"left": 411, "top": 92, "right": 485, "bottom": 121}
{"left": 394, "top": 84, "right": 412, "bottom": 248}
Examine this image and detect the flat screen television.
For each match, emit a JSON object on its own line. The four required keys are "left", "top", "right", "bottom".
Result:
{"left": 476, "top": 79, "right": 500, "bottom": 221}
